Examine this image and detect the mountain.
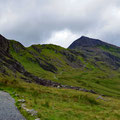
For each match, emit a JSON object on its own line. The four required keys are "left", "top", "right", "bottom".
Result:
{"left": 0, "top": 34, "right": 94, "bottom": 91}
{"left": 1, "top": 34, "right": 120, "bottom": 119}
{"left": 68, "top": 36, "right": 120, "bottom": 70}
{"left": 68, "top": 36, "right": 115, "bottom": 48}
{"left": 1, "top": 34, "right": 120, "bottom": 96}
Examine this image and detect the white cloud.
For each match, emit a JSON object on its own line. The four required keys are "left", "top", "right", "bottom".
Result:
{"left": 42, "top": 29, "right": 79, "bottom": 48}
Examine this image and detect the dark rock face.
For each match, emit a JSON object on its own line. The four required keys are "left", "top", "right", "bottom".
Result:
{"left": 0, "top": 34, "right": 10, "bottom": 57}
{"left": 36, "top": 58, "right": 58, "bottom": 73}
{"left": 30, "top": 45, "right": 83, "bottom": 70}
{"left": 0, "top": 35, "right": 24, "bottom": 73}
{"left": 0, "top": 34, "right": 9, "bottom": 52}
{"left": 10, "top": 41, "right": 25, "bottom": 53}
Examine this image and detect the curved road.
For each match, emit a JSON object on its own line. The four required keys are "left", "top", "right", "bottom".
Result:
{"left": 0, "top": 91, "right": 26, "bottom": 120}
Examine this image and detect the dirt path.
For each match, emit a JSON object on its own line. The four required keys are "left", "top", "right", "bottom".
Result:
{"left": 0, "top": 91, "right": 26, "bottom": 120}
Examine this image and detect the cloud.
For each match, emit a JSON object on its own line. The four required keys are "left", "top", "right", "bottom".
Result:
{"left": 42, "top": 29, "right": 79, "bottom": 48}
{"left": 0, "top": 0, "right": 120, "bottom": 47}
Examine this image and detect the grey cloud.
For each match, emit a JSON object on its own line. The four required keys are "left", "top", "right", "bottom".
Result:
{"left": 0, "top": 0, "right": 120, "bottom": 47}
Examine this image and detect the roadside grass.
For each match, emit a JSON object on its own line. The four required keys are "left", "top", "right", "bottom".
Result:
{"left": 1, "top": 76, "right": 120, "bottom": 120}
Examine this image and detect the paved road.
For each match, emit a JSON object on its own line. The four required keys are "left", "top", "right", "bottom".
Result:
{"left": 0, "top": 91, "right": 26, "bottom": 120}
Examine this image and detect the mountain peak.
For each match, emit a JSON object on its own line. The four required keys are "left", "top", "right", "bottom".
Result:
{"left": 80, "top": 36, "right": 89, "bottom": 39}
{"left": 68, "top": 36, "right": 108, "bottom": 49}
{"left": 0, "top": 34, "right": 5, "bottom": 39}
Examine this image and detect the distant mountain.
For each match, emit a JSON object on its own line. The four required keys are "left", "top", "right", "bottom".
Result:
{"left": 68, "top": 36, "right": 120, "bottom": 70}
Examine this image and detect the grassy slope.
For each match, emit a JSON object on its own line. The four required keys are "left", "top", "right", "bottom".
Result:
{"left": 1, "top": 75, "right": 120, "bottom": 120}
{"left": 9, "top": 40, "right": 120, "bottom": 97}
{"left": 0, "top": 40, "right": 119, "bottom": 119}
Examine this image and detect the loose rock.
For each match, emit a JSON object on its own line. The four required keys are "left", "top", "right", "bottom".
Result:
{"left": 27, "top": 109, "right": 38, "bottom": 116}
{"left": 21, "top": 104, "right": 38, "bottom": 116}
{"left": 97, "top": 96, "right": 106, "bottom": 101}
{"left": 18, "top": 99, "right": 26, "bottom": 103}
{"left": 35, "top": 118, "right": 41, "bottom": 120}
{"left": 15, "top": 94, "right": 19, "bottom": 97}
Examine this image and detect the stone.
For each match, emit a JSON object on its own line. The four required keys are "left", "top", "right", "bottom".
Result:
{"left": 21, "top": 104, "right": 26, "bottom": 109}
{"left": 57, "top": 85, "right": 60, "bottom": 88}
{"left": 27, "top": 109, "right": 38, "bottom": 116}
{"left": 18, "top": 99, "right": 25, "bottom": 103}
{"left": 12, "top": 92, "right": 16, "bottom": 94}
{"left": 97, "top": 96, "right": 105, "bottom": 101}
{"left": 15, "top": 94, "right": 19, "bottom": 97}
{"left": 89, "top": 90, "right": 97, "bottom": 94}
{"left": 35, "top": 118, "right": 41, "bottom": 120}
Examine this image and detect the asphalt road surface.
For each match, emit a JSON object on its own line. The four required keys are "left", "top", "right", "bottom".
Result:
{"left": 0, "top": 91, "right": 26, "bottom": 120}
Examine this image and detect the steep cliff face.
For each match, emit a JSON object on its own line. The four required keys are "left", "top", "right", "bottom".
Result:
{"left": 0, "top": 34, "right": 9, "bottom": 50}
{"left": 0, "top": 35, "right": 26, "bottom": 75}
{"left": 0, "top": 34, "right": 9, "bottom": 56}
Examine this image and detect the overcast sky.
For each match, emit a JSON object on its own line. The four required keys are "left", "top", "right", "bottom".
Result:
{"left": 0, "top": 0, "right": 120, "bottom": 48}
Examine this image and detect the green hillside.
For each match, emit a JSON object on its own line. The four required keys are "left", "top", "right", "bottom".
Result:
{"left": 9, "top": 39, "right": 120, "bottom": 97}
{"left": 1, "top": 75, "right": 120, "bottom": 120}
{"left": 1, "top": 34, "right": 120, "bottom": 119}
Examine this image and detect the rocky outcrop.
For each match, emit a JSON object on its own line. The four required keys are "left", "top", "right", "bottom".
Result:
{"left": 10, "top": 40, "right": 25, "bottom": 53}
{"left": 0, "top": 35, "right": 25, "bottom": 74}
{"left": 30, "top": 44, "right": 83, "bottom": 71}
{"left": 0, "top": 34, "right": 9, "bottom": 52}
{"left": 0, "top": 34, "right": 10, "bottom": 59}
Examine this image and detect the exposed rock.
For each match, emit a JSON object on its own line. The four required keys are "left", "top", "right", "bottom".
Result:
{"left": 36, "top": 58, "right": 58, "bottom": 73}
{"left": 89, "top": 90, "right": 96, "bottom": 94}
{"left": 26, "top": 109, "right": 38, "bottom": 116}
{"left": 35, "top": 118, "right": 41, "bottom": 120}
{"left": 0, "top": 34, "right": 9, "bottom": 53}
{"left": 18, "top": 99, "right": 26, "bottom": 103}
{"left": 12, "top": 92, "right": 16, "bottom": 94}
{"left": 21, "top": 104, "right": 37, "bottom": 116}
{"left": 21, "top": 104, "right": 26, "bottom": 109}
{"left": 10, "top": 40, "right": 25, "bottom": 53}
{"left": 15, "top": 94, "right": 19, "bottom": 97}
{"left": 97, "top": 96, "right": 106, "bottom": 101}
